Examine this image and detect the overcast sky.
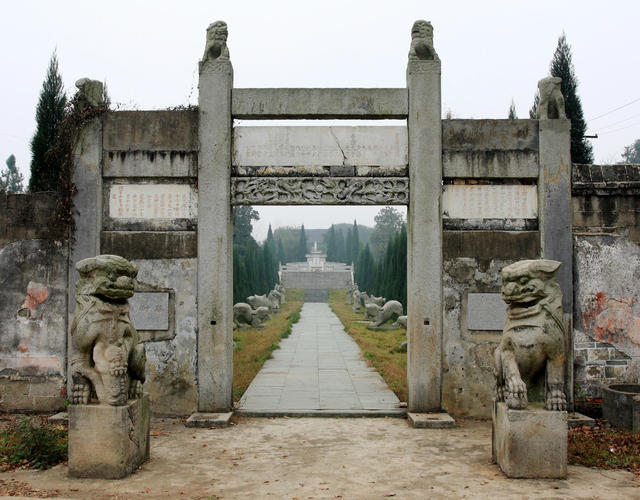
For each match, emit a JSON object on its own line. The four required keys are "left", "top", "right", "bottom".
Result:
{"left": 2, "top": 1, "right": 638, "bottom": 240}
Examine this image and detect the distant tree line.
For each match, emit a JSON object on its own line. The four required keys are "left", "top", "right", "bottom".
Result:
{"left": 354, "top": 214, "right": 407, "bottom": 312}
{"left": 232, "top": 207, "right": 280, "bottom": 304}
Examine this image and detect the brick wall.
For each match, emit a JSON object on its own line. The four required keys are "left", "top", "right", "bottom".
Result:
{"left": 573, "top": 164, "right": 640, "bottom": 242}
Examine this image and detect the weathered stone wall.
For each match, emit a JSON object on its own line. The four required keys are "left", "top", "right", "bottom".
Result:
{"left": 0, "top": 193, "right": 66, "bottom": 247}
{"left": 572, "top": 164, "right": 640, "bottom": 398}
{"left": 0, "top": 193, "right": 68, "bottom": 411}
{"left": 98, "top": 110, "right": 199, "bottom": 416}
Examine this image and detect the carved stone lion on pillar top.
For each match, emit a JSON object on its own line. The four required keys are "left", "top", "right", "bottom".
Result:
{"left": 70, "top": 255, "right": 146, "bottom": 406}
{"left": 536, "top": 77, "right": 566, "bottom": 120}
{"left": 408, "top": 20, "right": 439, "bottom": 61}
{"left": 202, "top": 20, "right": 229, "bottom": 64}
{"left": 494, "top": 259, "right": 567, "bottom": 411}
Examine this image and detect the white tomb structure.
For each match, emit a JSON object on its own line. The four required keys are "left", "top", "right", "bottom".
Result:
{"left": 306, "top": 242, "right": 326, "bottom": 271}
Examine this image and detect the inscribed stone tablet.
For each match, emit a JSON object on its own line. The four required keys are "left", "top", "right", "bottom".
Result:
{"left": 129, "top": 292, "right": 169, "bottom": 330}
{"left": 109, "top": 184, "right": 197, "bottom": 219}
{"left": 442, "top": 185, "right": 537, "bottom": 219}
{"left": 467, "top": 293, "right": 507, "bottom": 331}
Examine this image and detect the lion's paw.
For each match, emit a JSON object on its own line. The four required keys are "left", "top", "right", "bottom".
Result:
{"left": 505, "top": 376, "right": 527, "bottom": 409}
{"left": 546, "top": 389, "right": 567, "bottom": 411}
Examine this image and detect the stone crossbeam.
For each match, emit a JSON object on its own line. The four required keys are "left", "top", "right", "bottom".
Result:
{"left": 232, "top": 88, "right": 408, "bottom": 119}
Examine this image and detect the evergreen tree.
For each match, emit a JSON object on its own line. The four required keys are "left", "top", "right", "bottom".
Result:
{"left": 508, "top": 99, "right": 517, "bottom": 119}
{"left": 529, "top": 91, "right": 540, "bottom": 119}
{"left": 0, "top": 155, "right": 24, "bottom": 193}
{"left": 370, "top": 207, "right": 404, "bottom": 261}
{"left": 29, "top": 52, "right": 67, "bottom": 192}
{"left": 355, "top": 244, "right": 375, "bottom": 294}
{"left": 233, "top": 206, "right": 259, "bottom": 245}
{"left": 549, "top": 34, "right": 593, "bottom": 164}
{"left": 345, "top": 228, "right": 353, "bottom": 265}
{"left": 351, "top": 220, "right": 360, "bottom": 266}
{"left": 621, "top": 139, "right": 640, "bottom": 163}
{"left": 277, "top": 237, "right": 286, "bottom": 265}
{"left": 336, "top": 228, "right": 345, "bottom": 263}
{"left": 324, "top": 225, "right": 337, "bottom": 261}
{"left": 297, "top": 224, "right": 308, "bottom": 261}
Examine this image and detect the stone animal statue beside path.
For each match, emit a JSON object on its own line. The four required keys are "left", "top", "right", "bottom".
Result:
{"left": 366, "top": 295, "right": 386, "bottom": 307}
{"left": 70, "top": 255, "right": 146, "bottom": 406}
{"left": 233, "top": 303, "right": 271, "bottom": 329}
{"left": 369, "top": 300, "right": 404, "bottom": 328}
{"left": 493, "top": 259, "right": 567, "bottom": 411}
{"left": 275, "top": 283, "right": 286, "bottom": 304}
{"left": 392, "top": 315, "right": 407, "bottom": 329}
{"left": 248, "top": 293, "right": 279, "bottom": 313}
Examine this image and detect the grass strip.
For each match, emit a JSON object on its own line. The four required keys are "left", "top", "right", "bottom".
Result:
{"left": 328, "top": 289, "right": 407, "bottom": 402}
{"left": 233, "top": 289, "right": 304, "bottom": 402}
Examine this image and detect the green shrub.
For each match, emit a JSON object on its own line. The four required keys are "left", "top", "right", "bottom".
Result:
{"left": 0, "top": 416, "right": 67, "bottom": 469}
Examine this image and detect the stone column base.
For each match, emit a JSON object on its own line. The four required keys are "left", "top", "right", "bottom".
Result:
{"left": 69, "top": 395, "right": 150, "bottom": 478}
{"left": 492, "top": 401, "right": 567, "bottom": 478}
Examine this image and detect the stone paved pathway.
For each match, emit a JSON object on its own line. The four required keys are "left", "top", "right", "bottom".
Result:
{"left": 236, "top": 302, "right": 403, "bottom": 416}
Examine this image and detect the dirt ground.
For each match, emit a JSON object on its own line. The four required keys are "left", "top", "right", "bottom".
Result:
{"left": 1, "top": 416, "right": 638, "bottom": 499}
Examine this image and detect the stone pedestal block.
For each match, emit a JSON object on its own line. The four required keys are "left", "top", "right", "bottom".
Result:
{"left": 69, "top": 396, "right": 150, "bottom": 478}
{"left": 492, "top": 402, "right": 567, "bottom": 479}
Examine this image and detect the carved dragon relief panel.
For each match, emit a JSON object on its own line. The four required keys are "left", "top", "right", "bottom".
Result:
{"left": 231, "top": 177, "right": 409, "bottom": 205}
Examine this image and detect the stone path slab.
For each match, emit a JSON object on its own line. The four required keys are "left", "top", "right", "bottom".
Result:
{"left": 236, "top": 303, "right": 404, "bottom": 416}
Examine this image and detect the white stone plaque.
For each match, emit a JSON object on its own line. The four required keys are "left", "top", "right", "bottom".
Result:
{"left": 129, "top": 292, "right": 169, "bottom": 330}
{"left": 109, "top": 184, "right": 197, "bottom": 219}
{"left": 467, "top": 293, "right": 507, "bottom": 331}
{"left": 233, "top": 126, "right": 408, "bottom": 167}
{"left": 442, "top": 185, "right": 537, "bottom": 219}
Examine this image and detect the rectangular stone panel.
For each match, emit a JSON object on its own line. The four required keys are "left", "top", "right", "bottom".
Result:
{"left": 233, "top": 126, "right": 407, "bottom": 168}
{"left": 442, "top": 119, "right": 538, "bottom": 152}
{"left": 442, "top": 185, "right": 537, "bottom": 219}
{"left": 108, "top": 184, "right": 197, "bottom": 219}
{"left": 129, "top": 292, "right": 169, "bottom": 330}
{"left": 467, "top": 293, "right": 507, "bottom": 331}
{"left": 103, "top": 111, "right": 198, "bottom": 151}
{"left": 103, "top": 151, "right": 197, "bottom": 178}
{"left": 443, "top": 150, "right": 539, "bottom": 179}
{"left": 232, "top": 88, "right": 408, "bottom": 119}
{"left": 101, "top": 231, "right": 197, "bottom": 259}
{"left": 443, "top": 231, "right": 540, "bottom": 260}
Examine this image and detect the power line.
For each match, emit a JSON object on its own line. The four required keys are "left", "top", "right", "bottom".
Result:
{"left": 598, "top": 120, "right": 640, "bottom": 136}
{"left": 597, "top": 112, "right": 640, "bottom": 130}
{"left": 589, "top": 97, "right": 640, "bottom": 122}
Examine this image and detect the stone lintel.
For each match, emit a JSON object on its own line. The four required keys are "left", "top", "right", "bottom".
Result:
{"left": 492, "top": 402, "right": 567, "bottom": 479}
{"left": 407, "top": 412, "right": 455, "bottom": 428}
{"left": 442, "top": 119, "right": 539, "bottom": 152}
{"left": 232, "top": 88, "right": 408, "bottom": 119}
{"left": 232, "top": 126, "right": 407, "bottom": 168}
{"left": 231, "top": 177, "right": 408, "bottom": 206}
{"left": 185, "top": 412, "right": 233, "bottom": 428}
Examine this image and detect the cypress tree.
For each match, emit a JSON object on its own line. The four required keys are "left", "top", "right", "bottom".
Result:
{"left": 345, "top": 228, "right": 353, "bottom": 265}
{"left": 277, "top": 237, "right": 286, "bottom": 265}
{"left": 336, "top": 228, "right": 345, "bottom": 263}
{"left": 351, "top": 220, "right": 360, "bottom": 267}
{"left": 1, "top": 155, "right": 24, "bottom": 193}
{"left": 297, "top": 224, "right": 308, "bottom": 261}
{"left": 325, "top": 225, "right": 337, "bottom": 261}
{"left": 29, "top": 52, "right": 67, "bottom": 192}
{"left": 549, "top": 34, "right": 593, "bottom": 164}
{"left": 508, "top": 99, "right": 517, "bottom": 119}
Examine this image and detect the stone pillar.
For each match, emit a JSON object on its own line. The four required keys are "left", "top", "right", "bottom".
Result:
{"left": 197, "top": 50, "right": 234, "bottom": 411}
{"left": 68, "top": 118, "right": 102, "bottom": 392}
{"left": 538, "top": 118, "right": 573, "bottom": 408}
{"left": 406, "top": 58, "right": 443, "bottom": 411}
